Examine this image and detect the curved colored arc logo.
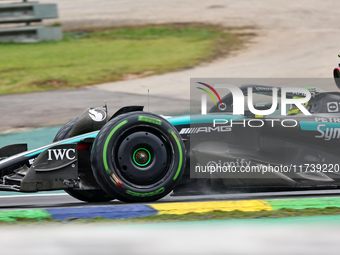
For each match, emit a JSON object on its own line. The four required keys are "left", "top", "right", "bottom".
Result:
{"left": 197, "top": 82, "right": 222, "bottom": 105}
{"left": 196, "top": 87, "right": 217, "bottom": 106}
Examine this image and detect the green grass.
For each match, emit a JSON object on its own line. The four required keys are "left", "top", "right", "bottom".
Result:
{"left": 0, "top": 24, "right": 244, "bottom": 95}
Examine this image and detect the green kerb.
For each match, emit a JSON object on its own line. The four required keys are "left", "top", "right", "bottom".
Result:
{"left": 0, "top": 209, "right": 51, "bottom": 222}
{"left": 264, "top": 197, "right": 340, "bottom": 210}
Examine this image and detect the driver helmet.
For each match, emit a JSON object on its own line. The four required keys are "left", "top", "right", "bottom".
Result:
{"left": 287, "top": 87, "right": 324, "bottom": 115}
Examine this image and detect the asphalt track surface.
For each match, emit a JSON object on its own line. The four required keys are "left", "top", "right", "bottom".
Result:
{"left": 1, "top": 189, "right": 340, "bottom": 211}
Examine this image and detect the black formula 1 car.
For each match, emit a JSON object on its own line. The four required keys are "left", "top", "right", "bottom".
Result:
{"left": 1, "top": 65, "right": 340, "bottom": 203}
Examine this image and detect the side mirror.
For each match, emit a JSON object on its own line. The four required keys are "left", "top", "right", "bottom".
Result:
{"left": 334, "top": 68, "right": 340, "bottom": 89}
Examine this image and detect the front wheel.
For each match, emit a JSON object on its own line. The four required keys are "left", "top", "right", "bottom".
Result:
{"left": 91, "top": 112, "right": 186, "bottom": 202}
{"left": 54, "top": 115, "right": 114, "bottom": 202}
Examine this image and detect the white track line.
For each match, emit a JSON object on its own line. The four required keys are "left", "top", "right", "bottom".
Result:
{"left": 0, "top": 193, "right": 69, "bottom": 199}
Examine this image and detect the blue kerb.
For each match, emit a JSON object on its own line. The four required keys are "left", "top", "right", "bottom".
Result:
{"left": 46, "top": 205, "right": 158, "bottom": 220}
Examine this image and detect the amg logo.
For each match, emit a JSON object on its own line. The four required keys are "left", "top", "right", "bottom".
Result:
{"left": 47, "top": 149, "right": 76, "bottom": 160}
{"left": 179, "top": 126, "right": 231, "bottom": 134}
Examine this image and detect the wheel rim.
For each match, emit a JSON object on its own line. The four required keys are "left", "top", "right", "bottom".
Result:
{"left": 133, "top": 148, "right": 151, "bottom": 167}
{"left": 112, "top": 126, "right": 174, "bottom": 187}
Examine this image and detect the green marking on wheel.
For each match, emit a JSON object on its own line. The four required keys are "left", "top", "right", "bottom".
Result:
{"left": 103, "top": 120, "right": 128, "bottom": 174}
{"left": 133, "top": 148, "right": 151, "bottom": 166}
{"left": 138, "top": 116, "right": 162, "bottom": 125}
{"left": 168, "top": 129, "right": 183, "bottom": 181}
{"left": 126, "top": 187, "right": 165, "bottom": 197}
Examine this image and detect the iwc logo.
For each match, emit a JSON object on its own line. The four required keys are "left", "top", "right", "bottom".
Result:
{"left": 89, "top": 108, "right": 107, "bottom": 122}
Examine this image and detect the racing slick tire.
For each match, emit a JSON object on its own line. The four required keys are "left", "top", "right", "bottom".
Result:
{"left": 91, "top": 111, "right": 186, "bottom": 203}
{"left": 54, "top": 117, "right": 114, "bottom": 202}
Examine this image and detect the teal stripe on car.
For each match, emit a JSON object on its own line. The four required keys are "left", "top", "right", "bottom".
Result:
{"left": 300, "top": 121, "right": 340, "bottom": 131}
{"left": 168, "top": 115, "right": 245, "bottom": 126}
{"left": 24, "top": 131, "right": 99, "bottom": 157}
{"left": 24, "top": 115, "right": 243, "bottom": 158}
